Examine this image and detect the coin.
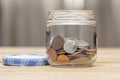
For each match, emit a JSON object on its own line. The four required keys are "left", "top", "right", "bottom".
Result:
{"left": 57, "top": 55, "right": 70, "bottom": 62}
{"left": 68, "top": 53, "right": 83, "bottom": 60}
{"left": 56, "top": 48, "right": 66, "bottom": 54}
{"left": 79, "top": 49, "right": 87, "bottom": 54}
{"left": 57, "top": 48, "right": 65, "bottom": 52}
{"left": 47, "top": 48, "right": 57, "bottom": 61}
{"left": 51, "top": 36, "right": 64, "bottom": 50}
{"left": 63, "top": 39, "right": 77, "bottom": 54}
{"left": 86, "top": 49, "right": 96, "bottom": 54}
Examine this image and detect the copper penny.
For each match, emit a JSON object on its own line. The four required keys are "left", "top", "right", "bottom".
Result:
{"left": 57, "top": 55, "right": 70, "bottom": 62}
{"left": 47, "top": 48, "right": 57, "bottom": 61}
{"left": 51, "top": 36, "right": 64, "bottom": 50}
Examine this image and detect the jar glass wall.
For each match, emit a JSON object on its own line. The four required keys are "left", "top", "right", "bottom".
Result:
{"left": 46, "top": 10, "right": 97, "bottom": 67}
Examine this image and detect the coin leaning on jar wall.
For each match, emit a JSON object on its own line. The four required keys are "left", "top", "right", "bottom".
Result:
{"left": 47, "top": 48, "right": 57, "bottom": 61}
{"left": 51, "top": 36, "right": 65, "bottom": 50}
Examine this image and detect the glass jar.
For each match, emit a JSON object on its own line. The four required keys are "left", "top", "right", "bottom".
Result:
{"left": 46, "top": 10, "right": 97, "bottom": 67}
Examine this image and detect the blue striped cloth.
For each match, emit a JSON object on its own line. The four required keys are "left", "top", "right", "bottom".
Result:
{"left": 3, "top": 54, "right": 49, "bottom": 66}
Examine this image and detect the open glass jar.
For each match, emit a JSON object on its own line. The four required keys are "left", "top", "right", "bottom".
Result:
{"left": 46, "top": 10, "right": 97, "bottom": 67}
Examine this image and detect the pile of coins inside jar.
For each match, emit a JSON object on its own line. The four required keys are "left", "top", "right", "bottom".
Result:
{"left": 47, "top": 36, "right": 96, "bottom": 65}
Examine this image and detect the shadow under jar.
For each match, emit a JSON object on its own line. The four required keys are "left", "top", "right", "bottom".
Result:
{"left": 46, "top": 10, "right": 97, "bottom": 67}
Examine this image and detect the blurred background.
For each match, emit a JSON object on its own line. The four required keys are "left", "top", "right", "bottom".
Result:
{"left": 0, "top": 0, "right": 120, "bottom": 47}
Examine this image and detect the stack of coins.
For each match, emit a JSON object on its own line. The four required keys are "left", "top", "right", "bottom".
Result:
{"left": 47, "top": 35, "right": 96, "bottom": 64}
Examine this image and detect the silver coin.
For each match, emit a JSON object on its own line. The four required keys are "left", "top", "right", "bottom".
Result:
{"left": 63, "top": 39, "right": 77, "bottom": 54}
{"left": 76, "top": 40, "right": 89, "bottom": 47}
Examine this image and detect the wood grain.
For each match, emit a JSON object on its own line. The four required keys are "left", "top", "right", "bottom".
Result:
{"left": 0, "top": 47, "right": 120, "bottom": 80}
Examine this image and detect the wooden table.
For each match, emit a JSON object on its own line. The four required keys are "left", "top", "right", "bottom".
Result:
{"left": 0, "top": 47, "right": 120, "bottom": 80}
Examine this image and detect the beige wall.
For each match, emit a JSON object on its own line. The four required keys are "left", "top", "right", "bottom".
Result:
{"left": 0, "top": 0, "right": 120, "bottom": 47}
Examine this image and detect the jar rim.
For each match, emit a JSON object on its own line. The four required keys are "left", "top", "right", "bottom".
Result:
{"left": 47, "top": 10, "right": 96, "bottom": 25}
{"left": 48, "top": 10, "right": 95, "bottom": 19}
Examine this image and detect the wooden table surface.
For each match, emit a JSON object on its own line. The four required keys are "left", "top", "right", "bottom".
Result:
{"left": 0, "top": 47, "right": 120, "bottom": 80}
